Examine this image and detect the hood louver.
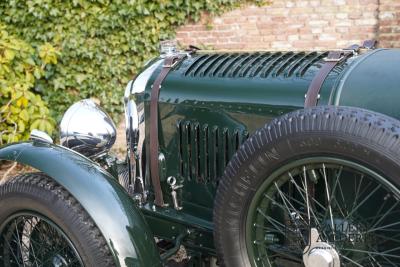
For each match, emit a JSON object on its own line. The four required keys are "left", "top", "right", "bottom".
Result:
{"left": 177, "top": 120, "right": 248, "bottom": 184}
{"left": 183, "top": 51, "right": 329, "bottom": 78}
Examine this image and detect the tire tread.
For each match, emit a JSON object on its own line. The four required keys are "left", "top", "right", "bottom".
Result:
{"left": 1, "top": 172, "right": 114, "bottom": 266}
{"left": 214, "top": 106, "right": 400, "bottom": 267}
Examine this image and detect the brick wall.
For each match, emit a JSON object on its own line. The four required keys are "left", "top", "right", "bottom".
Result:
{"left": 379, "top": 0, "right": 400, "bottom": 47}
{"left": 176, "top": 0, "right": 400, "bottom": 50}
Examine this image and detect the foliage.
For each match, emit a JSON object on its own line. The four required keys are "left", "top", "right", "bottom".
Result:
{"left": 0, "top": 0, "right": 265, "bottom": 122}
{"left": 0, "top": 24, "right": 57, "bottom": 145}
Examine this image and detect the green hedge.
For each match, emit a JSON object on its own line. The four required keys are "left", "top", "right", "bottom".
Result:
{"left": 0, "top": 0, "right": 265, "bottom": 124}
{"left": 0, "top": 24, "right": 56, "bottom": 145}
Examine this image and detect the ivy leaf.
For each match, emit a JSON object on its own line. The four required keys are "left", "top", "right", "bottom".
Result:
{"left": 38, "top": 43, "right": 59, "bottom": 64}
{"left": 75, "top": 73, "right": 86, "bottom": 85}
{"left": 17, "top": 120, "right": 25, "bottom": 132}
{"left": 4, "top": 49, "right": 15, "bottom": 61}
{"left": 33, "top": 67, "right": 42, "bottom": 79}
{"left": 0, "top": 0, "right": 264, "bottom": 146}
{"left": 24, "top": 57, "right": 35, "bottom": 66}
{"left": 19, "top": 109, "right": 29, "bottom": 122}
{"left": 0, "top": 25, "right": 56, "bottom": 145}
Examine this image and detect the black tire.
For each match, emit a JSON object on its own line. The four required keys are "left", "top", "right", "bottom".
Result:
{"left": 214, "top": 106, "right": 400, "bottom": 267}
{"left": 0, "top": 172, "right": 115, "bottom": 266}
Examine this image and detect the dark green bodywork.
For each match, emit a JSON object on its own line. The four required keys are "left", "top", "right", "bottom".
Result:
{"left": 1, "top": 47, "right": 399, "bottom": 266}
{"left": 331, "top": 49, "right": 400, "bottom": 118}
{"left": 138, "top": 48, "right": 400, "bottom": 252}
{"left": 0, "top": 142, "right": 161, "bottom": 267}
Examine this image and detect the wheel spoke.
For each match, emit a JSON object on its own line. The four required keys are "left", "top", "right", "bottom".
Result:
{"left": 247, "top": 160, "right": 400, "bottom": 267}
{"left": 267, "top": 245, "right": 302, "bottom": 262}
{"left": 293, "top": 175, "right": 328, "bottom": 214}
{"left": 3, "top": 226, "right": 22, "bottom": 264}
{"left": 15, "top": 221, "right": 27, "bottom": 267}
{"left": 327, "top": 166, "right": 346, "bottom": 218}
{"left": 367, "top": 220, "right": 400, "bottom": 233}
{"left": 274, "top": 182, "right": 307, "bottom": 225}
{"left": 303, "top": 167, "right": 311, "bottom": 225}
{"left": 351, "top": 174, "right": 365, "bottom": 212}
{"left": 322, "top": 163, "right": 336, "bottom": 242}
{"left": 262, "top": 193, "right": 308, "bottom": 220}
{"left": 352, "top": 244, "right": 400, "bottom": 266}
{"left": 374, "top": 232, "right": 400, "bottom": 245}
{"left": 256, "top": 208, "right": 287, "bottom": 236}
{"left": 273, "top": 185, "right": 307, "bottom": 245}
{"left": 340, "top": 254, "right": 364, "bottom": 267}
{"left": 344, "top": 184, "right": 382, "bottom": 221}
{"left": 370, "top": 201, "right": 399, "bottom": 230}
{"left": 288, "top": 172, "right": 326, "bottom": 224}
{"left": 341, "top": 247, "right": 400, "bottom": 258}
{"left": 1, "top": 214, "right": 83, "bottom": 267}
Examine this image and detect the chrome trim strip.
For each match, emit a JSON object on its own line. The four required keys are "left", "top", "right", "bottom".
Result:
{"left": 30, "top": 129, "right": 53, "bottom": 144}
{"left": 124, "top": 59, "right": 163, "bottom": 199}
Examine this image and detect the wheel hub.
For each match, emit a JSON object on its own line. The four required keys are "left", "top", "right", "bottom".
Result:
{"left": 246, "top": 159, "right": 400, "bottom": 266}
{"left": 52, "top": 254, "right": 68, "bottom": 267}
{"left": 303, "top": 228, "right": 340, "bottom": 267}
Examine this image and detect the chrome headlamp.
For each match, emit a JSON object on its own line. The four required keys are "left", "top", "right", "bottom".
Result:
{"left": 60, "top": 99, "right": 116, "bottom": 159}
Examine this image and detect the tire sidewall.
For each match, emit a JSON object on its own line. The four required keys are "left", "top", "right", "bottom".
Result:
{"left": 215, "top": 107, "right": 400, "bottom": 267}
{"left": 0, "top": 175, "right": 110, "bottom": 266}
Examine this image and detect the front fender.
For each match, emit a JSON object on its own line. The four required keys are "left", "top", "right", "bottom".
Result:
{"left": 0, "top": 141, "right": 161, "bottom": 267}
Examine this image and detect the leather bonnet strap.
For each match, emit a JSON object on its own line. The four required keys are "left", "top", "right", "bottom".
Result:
{"left": 304, "top": 40, "right": 377, "bottom": 108}
{"left": 304, "top": 50, "right": 353, "bottom": 107}
{"left": 150, "top": 55, "right": 185, "bottom": 207}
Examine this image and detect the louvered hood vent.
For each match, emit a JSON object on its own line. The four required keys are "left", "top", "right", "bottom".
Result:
{"left": 177, "top": 121, "right": 249, "bottom": 184}
{"left": 183, "top": 51, "right": 328, "bottom": 78}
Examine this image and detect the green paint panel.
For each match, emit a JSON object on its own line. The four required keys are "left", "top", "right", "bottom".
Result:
{"left": 330, "top": 49, "right": 400, "bottom": 120}
{"left": 143, "top": 51, "right": 351, "bottom": 221}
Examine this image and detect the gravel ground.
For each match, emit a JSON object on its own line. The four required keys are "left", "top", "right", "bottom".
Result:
{"left": 0, "top": 161, "right": 34, "bottom": 182}
{"left": 111, "top": 116, "right": 127, "bottom": 159}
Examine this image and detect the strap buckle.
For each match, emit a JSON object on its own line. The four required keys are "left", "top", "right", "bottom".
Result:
{"left": 324, "top": 52, "right": 344, "bottom": 62}
{"left": 163, "top": 55, "right": 186, "bottom": 68}
{"left": 324, "top": 56, "right": 345, "bottom": 62}
{"left": 163, "top": 59, "right": 179, "bottom": 68}
{"left": 323, "top": 51, "right": 352, "bottom": 63}
{"left": 362, "top": 39, "right": 377, "bottom": 50}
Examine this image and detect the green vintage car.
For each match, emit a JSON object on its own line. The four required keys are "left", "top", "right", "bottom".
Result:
{"left": 1, "top": 40, "right": 400, "bottom": 267}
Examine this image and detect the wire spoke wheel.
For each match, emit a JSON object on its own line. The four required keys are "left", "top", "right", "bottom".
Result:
{"left": 0, "top": 212, "right": 84, "bottom": 267}
{"left": 246, "top": 158, "right": 400, "bottom": 267}
{"left": 214, "top": 107, "right": 400, "bottom": 267}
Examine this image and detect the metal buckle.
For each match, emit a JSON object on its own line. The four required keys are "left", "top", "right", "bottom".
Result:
{"left": 323, "top": 50, "right": 352, "bottom": 63}
{"left": 324, "top": 56, "right": 345, "bottom": 62}
{"left": 362, "top": 39, "right": 377, "bottom": 50}
{"left": 163, "top": 54, "right": 185, "bottom": 68}
{"left": 163, "top": 59, "right": 179, "bottom": 68}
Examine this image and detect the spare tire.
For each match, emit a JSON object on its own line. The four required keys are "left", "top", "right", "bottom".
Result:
{"left": 214, "top": 106, "right": 400, "bottom": 267}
